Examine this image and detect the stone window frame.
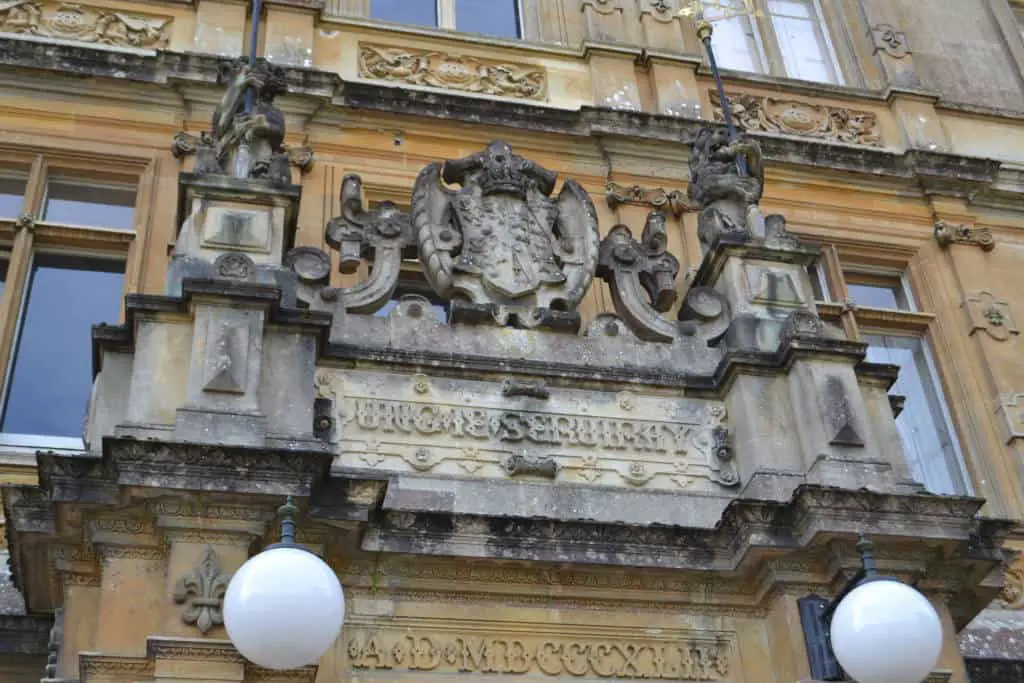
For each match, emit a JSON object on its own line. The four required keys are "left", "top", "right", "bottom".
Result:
{"left": 0, "top": 150, "right": 153, "bottom": 453}
{"left": 809, "top": 243, "right": 973, "bottom": 496}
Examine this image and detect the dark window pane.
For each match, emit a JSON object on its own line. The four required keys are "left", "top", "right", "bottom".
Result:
{"left": 1, "top": 254, "right": 125, "bottom": 438}
{"left": 43, "top": 180, "right": 136, "bottom": 230}
{"left": 0, "top": 176, "right": 27, "bottom": 218}
{"left": 456, "top": 0, "right": 520, "bottom": 38}
{"left": 0, "top": 256, "right": 7, "bottom": 300}
{"left": 370, "top": 0, "right": 437, "bottom": 26}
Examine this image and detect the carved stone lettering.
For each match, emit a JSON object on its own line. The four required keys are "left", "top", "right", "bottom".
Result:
{"left": 358, "top": 44, "right": 547, "bottom": 100}
{"left": 347, "top": 631, "right": 731, "bottom": 680}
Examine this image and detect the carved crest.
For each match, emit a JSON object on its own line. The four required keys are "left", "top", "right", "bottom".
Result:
{"left": 412, "top": 141, "right": 600, "bottom": 324}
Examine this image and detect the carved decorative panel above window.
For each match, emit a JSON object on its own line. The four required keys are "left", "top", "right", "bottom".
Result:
{"left": 0, "top": 0, "right": 171, "bottom": 51}
{"left": 711, "top": 92, "right": 883, "bottom": 147}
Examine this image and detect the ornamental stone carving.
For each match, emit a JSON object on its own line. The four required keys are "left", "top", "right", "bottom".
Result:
{"left": 358, "top": 44, "right": 547, "bottom": 101}
{"left": 412, "top": 140, "right": 600, "bottom": 327}
{"left": 1001, "top": 551, "right": 1024, "bottom": 609}
{"left": 870, "top": 23, "right": 911, "bottom": 59}
{"left": 963, "top": 290, "right": 1019, "bottom": 341}
{"left": 934, "top": 221, "right": 995, "bottom": 251}
{"left": 997, "top": 392, "right": 1024, "bottom": 443}
{"left": 172, "top": 546, "right": 230, "bottom": 634}
{"left": 346, "top": 630, "right": 732, "bottom": 680}
{"left": 711, "top": 92, "right": 883, "bottom": 148}
{"left": 0, "top": 0, "right": 170, "bottom": 49}
{"left": 639, "top": 0, "right": 678, "bottom": 22}
{"left": 687, "top": 127, "right": 764, "bottom": 250}
{"left": 605, "top": 182, "right": 687, "bottom": 217}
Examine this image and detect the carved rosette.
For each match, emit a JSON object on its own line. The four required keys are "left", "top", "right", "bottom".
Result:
{"left": 711, "top": 92, "right": 883, "bottom": 147}
{"left": 358, "top": 44, "right": 547, "bottom": 101}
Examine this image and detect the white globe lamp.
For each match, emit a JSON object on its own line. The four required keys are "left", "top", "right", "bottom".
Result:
{"left": 224, "top": 498, "right": 345, "bottom": 670}
{"left": 830, "top": 578, "right": 943, "bottom": 683}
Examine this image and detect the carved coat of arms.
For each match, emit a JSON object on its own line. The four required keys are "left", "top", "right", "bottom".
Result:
{"left": 412, "top": 141, "right": 599, "bottom": 321}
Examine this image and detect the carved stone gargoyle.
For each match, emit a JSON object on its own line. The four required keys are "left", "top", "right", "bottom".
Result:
{"left": 187, "top": 58, "right": 291, "bottom": 184}
{"left": 597, "top": 210, "right": 731, "bottom": 343}
{"left": 284, "top": 174, "right": 416, "bottom": 312}
{"left": 412, "top": 141, "right": 600, "bottom": 329}
{"left": 688, "top": 127, "right": 764, "bottom": 251}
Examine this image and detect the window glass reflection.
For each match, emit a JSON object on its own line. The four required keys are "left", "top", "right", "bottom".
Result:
{"left": 456, "top": 0, "right": 520, "bottom": 38}
{"left": 865, "top": 334, "right": 966, "bottom": 495}
{"left": 847, "top": 283, "right": 904, "bottom": 310}
{"left": 43, "top": 180, "right": 136, "bottom": 230}
{"left": 0, "top": 175, "right": 27, "bottom": 218}
{"left": 705, "top": 0, "right": 767, "bottom": 73}
{"left": 370, "top": 0, "right": 437, "bottom": 26}
{"left": 767, "top": 0, "right": 841, "bottom": 84}
{"left": 1, "top": 254, "right": 125, "bottom": 438}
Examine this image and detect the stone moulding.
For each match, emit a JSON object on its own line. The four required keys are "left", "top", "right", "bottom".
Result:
{"left": 0, "top": 0, "right": 171, "bottom": 50}
{"left": 358, "top": 43, "right": 547, "bottom": 101}
{"left": 711, "top": 91, "right": 883, "bottom": 148}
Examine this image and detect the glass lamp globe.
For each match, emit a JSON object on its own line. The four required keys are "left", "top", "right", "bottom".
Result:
{"left": 224, "top": 546, "right": 345, "bottom": 670}
{"left": 830, "top": 579, "right": 943, "bottom": 683}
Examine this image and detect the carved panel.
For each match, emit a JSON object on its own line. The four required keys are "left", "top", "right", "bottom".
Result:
{"left": 358, "top": 44, "right": 547, "bottom": 100}
{"left": 963, "top": 290, "right": 1019, "bottom": 341}
{"left": 711, "top": 92, "right": 883, "bottom": 147}
{"left": 0, "top": 0, "right": 171, "bottom": 50}
{"left": 173, "top": 546, "right": 230, "bottom": 634}
{"left": 201, "top": 207, "right": 272, "bottom": 253}
{"left": 743, "top": 262, "right": 806, "bottom": 308}
{"left": 324, "top": 369, "right": 736, "bottom": 490}
{"left": 933, "top": 221, "right": 995, "bottom": 251}
{"left": 346, "top": 629, "right": 734, "bottom": 680}
{"left": 605, "top": 182, "right": 688, "bottom": 217}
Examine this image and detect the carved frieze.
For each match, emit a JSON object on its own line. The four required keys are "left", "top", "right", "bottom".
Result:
{"left": 711, "top": 92, "right": 883, "bottom": 147}
{"left": 346, "top": 630, "right": 733, "bottom": 680}
{"left": 605, "top": 182, "right": 688, "bottom": 217}
{"left": 328, "top": 369, "right": 736, "bottom": 490}
{"left": 173, "top": 546, "right": 230, "bottom": 635}
{"left": 963, "top": 290, "right": 1019, "bottom": 341}
{"left": 933, "top": 221, "right": 995, "bottom": 251}
{"left": 0, "top": 0, "right": 170, "bottom": 49}
{"left": 870, "top": 23, "right": 911, "bottom": 59}
{"left": 358, "top": 44, "right": 547, "bottom": 100}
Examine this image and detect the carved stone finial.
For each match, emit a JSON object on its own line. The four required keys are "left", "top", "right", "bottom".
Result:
{"left": 933, "top": 220, "right": 995, "bottom": 251}
{"left": 412, "top": 140, "right": 600, "bottom": 329}
{"left": 687, "top": 127, "right": 764, "bottom": 251}
{"left": 172, "top": 546, "right": 230, "bottom": 635}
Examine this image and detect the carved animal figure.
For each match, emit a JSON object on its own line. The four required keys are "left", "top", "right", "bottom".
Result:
{"left": 687, "top": 127, "right": 764, "bottom": 250}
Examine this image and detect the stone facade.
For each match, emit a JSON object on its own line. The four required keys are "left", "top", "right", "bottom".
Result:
{"left": 2, "top": 2, "right": 1024, "bottom": 683}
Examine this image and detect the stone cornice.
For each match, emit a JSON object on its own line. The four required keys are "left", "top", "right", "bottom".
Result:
{"left": 0, "top": 38, "right": 1011, "bottom": 195}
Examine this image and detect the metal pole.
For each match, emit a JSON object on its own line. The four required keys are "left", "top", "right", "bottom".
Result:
{"left": 696, "top": 15, "right": 748, "bottom": 177}
{"left": 245, "top": 0, "right": 262, "bottom": 113}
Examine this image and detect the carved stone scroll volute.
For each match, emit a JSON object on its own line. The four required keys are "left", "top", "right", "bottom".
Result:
{"left": 598, "top": 210, "right": 731, "bottom": 343}
{"left": 286, "top": 174, "right": 415, "bottom": 312}
{"left": 412, "top": 140, "right": 600, "bottom": 328}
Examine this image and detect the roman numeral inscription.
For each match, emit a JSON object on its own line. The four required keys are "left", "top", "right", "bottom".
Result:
{"left": 347, "top": 631, "right": 732, "bottom": 680}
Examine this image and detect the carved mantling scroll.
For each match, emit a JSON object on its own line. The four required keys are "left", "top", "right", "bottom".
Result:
{"left": 711, "top": 92, "right": 883, "bottom": 148}
{"left": 412, "top": 140, "right": 600, "bottom": 329}
{"left": 597, "top": 210, "right": 731, "bottom": 344}
{"left": 0, "top": 0, "right": 171, "bottom": 50}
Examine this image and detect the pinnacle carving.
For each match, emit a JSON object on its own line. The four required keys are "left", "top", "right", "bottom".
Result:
{"left": 173, "top": 546, "right": 230, "bottom": 635}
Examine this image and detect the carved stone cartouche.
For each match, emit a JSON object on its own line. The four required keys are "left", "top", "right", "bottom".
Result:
{"left": 188, "top": 59, "right": 290, "bottom": 184}
{"left": 412, "top": 140, "right": 600, "bottom": 328}
{"left": 687, "top": 127, "right": 764, "bottom": 251}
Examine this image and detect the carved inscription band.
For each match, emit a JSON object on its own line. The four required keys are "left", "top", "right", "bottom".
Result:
{"left": 349, "top": 398, "right": 698, "bottom": 454}
{"left": 347, "top": 632, "right": 731, "bottom": 681}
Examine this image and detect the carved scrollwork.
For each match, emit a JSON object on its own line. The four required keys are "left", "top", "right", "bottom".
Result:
{"left": 711, "top": 92, "right": 883, "bottom": 148}
{"left": 413, "top": 140, "right": 600, "bottom": 328}
{"left": 933, "top": 221, "right": 995, "bottom": 251}
{"left": 0, "top": 0, "right": 171, "bottom": 49}
{"left": 172, "top": 546, "right": 230, "bottom": 635}
{"left": 605, "top": 182, "right": 688, "bottom": 217}
{"left": 503, "top": 452, "right": 559, "bottom": 479}
{"left": 358, "top": 44, "right": 547, "bottom": 101}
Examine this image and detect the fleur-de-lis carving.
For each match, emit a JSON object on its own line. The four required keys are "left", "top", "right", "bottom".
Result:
{"left": 172, "top": 546, "right": 230, "bottom": 634}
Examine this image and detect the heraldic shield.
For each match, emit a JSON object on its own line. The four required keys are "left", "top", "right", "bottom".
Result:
{"left": 412, "top": 141, "right": 600, "bottom": 321}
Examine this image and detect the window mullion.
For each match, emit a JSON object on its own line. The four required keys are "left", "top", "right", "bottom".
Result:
{"left": 755, "top": 11, "right": 786, "bottom": 78}
{"left": 438, "top": 0, "right": 456, "bottom": 29}
{"left": 22, "top": 154, "right": 47, "bottom": 218}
